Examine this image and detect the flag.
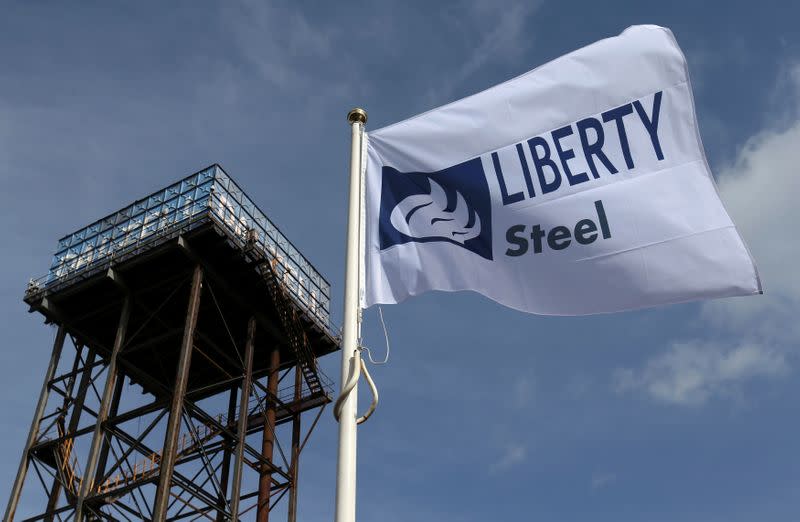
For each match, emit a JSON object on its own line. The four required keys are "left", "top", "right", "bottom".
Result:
{"left": 362, "top": 25, "right": 761, "bottom": 315}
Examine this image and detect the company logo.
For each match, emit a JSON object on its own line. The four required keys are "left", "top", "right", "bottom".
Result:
{"left": 389, "top": 179, "right": 482, "bottom": 244}
{"left": 378, "top": 158, "right": 492, "bottom": 260}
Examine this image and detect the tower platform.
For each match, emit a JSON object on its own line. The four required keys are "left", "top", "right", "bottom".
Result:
{"left": 23, "top": 164, "right": 338, "bottom": 400}
{"left": 7, "top": 164, "right": 339, "bottom": 522}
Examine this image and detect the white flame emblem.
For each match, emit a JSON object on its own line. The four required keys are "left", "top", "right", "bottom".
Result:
{"left": 389, "top": 179, "right": 481, "bottom": 244}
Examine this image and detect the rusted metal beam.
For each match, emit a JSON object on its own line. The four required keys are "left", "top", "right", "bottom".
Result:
{"left": 215, "top": 385, "right": 239, "bottom": 522}
{"left": 257, "top": 346, "right": 281, "bottom": 522}
{"left": 45, "top": 347, "right": 97, "bottom": 518}
{"left": 152, "top": 264, "right": 203, "bottom": 521}
{"left": 4, "top": 325, "right": 67, "bottom": 522}
{"left": 230, "top": 316, "right": 256, "bottom": 522}
{"left": 74, "top": 295, "right": 131, "bottom": 521}
{"left": 176, "top": 236, "right": 284, "bottom": 342}
{"left": 93, "top": 371, "right": 125, "bottom": 485}
{"left": 288, "top": 365, "right": 302, "bottom": 522}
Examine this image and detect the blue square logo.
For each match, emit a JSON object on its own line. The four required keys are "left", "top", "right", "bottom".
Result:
{"left": 378, "top": 158, "right": 493, "bottom": 260}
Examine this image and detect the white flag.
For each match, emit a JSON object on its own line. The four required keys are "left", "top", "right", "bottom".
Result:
{"left": 363, "top": 25, "right": 761, "bottom": 315}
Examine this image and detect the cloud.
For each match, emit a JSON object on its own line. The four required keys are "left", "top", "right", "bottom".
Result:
{"left": 701, "top": 64, "right": 800, "bottom": 344}
{"left": 590, "top": 472, "right": 617, "bottom": 492}
{"left": 708, "top": 66, "right": 800, "bottom": 324}
{"left": 224, "top": 1, "right": 335, "bottom": 91}
{"left": 220, "top": 0, "right": 363, "bottom": 121}
{"left": 512, "top": 375, "right": 534, "bottom": 409}
{"left": 484, "top": 377, "right": 533, "bottom": 474}
{"left": 615, "top": 63, "right": 800, "bottom": 406}
{"left": 490, "top": 442, "right": 527, "bottom": 474}
{"left": 615, "top": 341, "right": 788, "bottom": 406}
{"left": 425, "top": 0, "right": 542, "bottom": 105}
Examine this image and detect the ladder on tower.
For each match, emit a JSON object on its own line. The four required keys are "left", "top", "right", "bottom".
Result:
{"left": 54, "top": 424, "right": 82, "bottom": 498}
{"left": 262, "top": 258, "right": 323, "bottom": 397}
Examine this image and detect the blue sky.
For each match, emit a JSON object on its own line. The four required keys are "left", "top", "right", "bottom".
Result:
{"left": 1, "top": 1, "right": 798, "bottom": 520}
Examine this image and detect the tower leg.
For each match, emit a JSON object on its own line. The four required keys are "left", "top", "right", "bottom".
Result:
{"left": 287, "top": 364, "right": 302, "bottom": 522}
{"left": 153, "top": 265, "right": 203, "bottom": 521}
{"left": 75, "top": 296, "right": 131, "bottom": 521}
{"left": 215, "top": 385, "right": 239, "bottom": 522}
{"left": 230, "top": 316, "right": 256, "bottom": 522}
{"left": 3, "top": 325, "right": 67, "bottom": 522}
{"left": 92, "top": 372, "right": 124, "bottom": 491}
{"left": 257, "top": 346, "right": 281, "bottom": 522}
{"left": 45, "top": 347, "right": 97, "bottom": 519}
{"left": 44, "top": 342, "right": 85, "bottom": 520}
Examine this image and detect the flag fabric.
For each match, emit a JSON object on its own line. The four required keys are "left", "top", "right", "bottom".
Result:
{"left": 362, "top": 25, "right": 761, "bottom": 315}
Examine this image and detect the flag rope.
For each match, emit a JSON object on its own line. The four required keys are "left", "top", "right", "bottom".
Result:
{"left": 333, "top": 349, "right": 379, "bottom": 425}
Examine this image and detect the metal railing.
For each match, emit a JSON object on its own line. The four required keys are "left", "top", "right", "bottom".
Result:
{"left": 25, "top": 166, "right": 335, "bottom": 333}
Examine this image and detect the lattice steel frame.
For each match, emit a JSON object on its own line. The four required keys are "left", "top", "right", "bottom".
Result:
{"left": 5, "top": 263, "right": 331, "bottom": 522}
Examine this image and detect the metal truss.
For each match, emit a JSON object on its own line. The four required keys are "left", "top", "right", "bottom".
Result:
{"left": 5, "top": 261, "right": 331, "bottom": 522}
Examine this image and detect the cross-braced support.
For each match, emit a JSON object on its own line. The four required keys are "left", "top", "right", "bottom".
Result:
{"left": 7, "top": 252, "right": 333, "bottom": 522}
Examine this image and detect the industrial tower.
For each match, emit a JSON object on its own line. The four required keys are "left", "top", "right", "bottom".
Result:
{"left": 4, "top": 165, "right": 339, "bottom": 521}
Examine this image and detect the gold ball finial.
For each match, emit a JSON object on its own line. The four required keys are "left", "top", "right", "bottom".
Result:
{"left": 347, "top": 108, "right": 367, "bottom": 125}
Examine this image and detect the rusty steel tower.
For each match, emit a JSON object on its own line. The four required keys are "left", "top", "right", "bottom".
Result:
{"left": 4, "top": 165, "right": 339, "bottom": 521}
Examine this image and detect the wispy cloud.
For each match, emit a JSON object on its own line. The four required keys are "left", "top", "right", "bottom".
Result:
{"left": 512, "top": 375, "right": 534, "bottom": 409}
{"left": 425, "top": 0, "right": 542, "bottom": 106}
{"left": 224, "top": 1, "right": 335, "bottom": 91}
{"left": 485, "top": 375, "right": 534, "bottom": 474}
{"left": 700, "top": 62, "right": 800, "bottom": 346}
{"left": 220, "top": 0, "right": 364, "bottom": 121}
{"left": 490, "top": 442, "right": 527, "bottom": 474}
{"left": 614, "top": 341, "right": 788, "bottom": 406}
{"left": 590, "top": 472, "right": 617, "bottom": 492}
{"left": 614, "top": 62, "right": 800, "bottom": 406}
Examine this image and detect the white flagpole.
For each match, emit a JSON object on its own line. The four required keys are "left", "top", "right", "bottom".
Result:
{"left": 335, "top": 107, "right": 367, "bottom": 522}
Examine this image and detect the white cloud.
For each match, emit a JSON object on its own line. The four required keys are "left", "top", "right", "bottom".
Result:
{"left": 490, "top": 442, "right": 527, "bottom": 474}
{"left": 615, "top": 341, "right": 788, "bottom": 406}
{"left": 590, "top": 472, "right": 617, "bottom": 492}
{"left": 512, "top": 375, "right": 534, "bottom": 409}
{"left": 426, "top": 0, "right": 542, "bottom": 105}
{"left": 615, "top": 63, "right": 800, "bottom": 406}
{"left": 220, "top": 0, "right": 364, "bottom": 122}
{"left": 225, "top": 1, "right": 336, "bottom": 91}
{"left": 701, "top": 64, "right": 800, "bottom": 345}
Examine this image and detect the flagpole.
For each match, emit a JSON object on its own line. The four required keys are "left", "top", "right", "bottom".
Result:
{"left": 335, "top": 107, "right": 367, "bottom": 522}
